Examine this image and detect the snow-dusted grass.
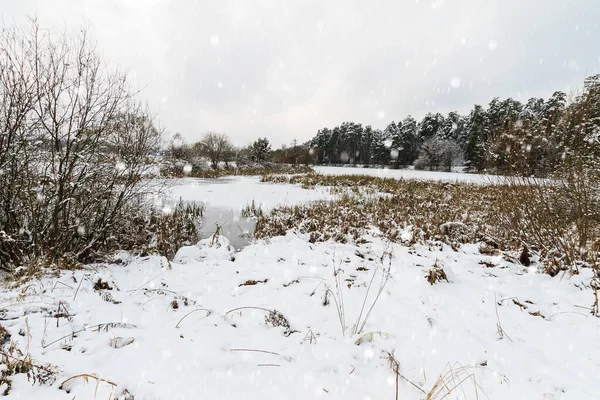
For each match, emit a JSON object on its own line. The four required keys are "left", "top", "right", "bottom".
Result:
{"left": 1, "top": 234, "right": 599, "bottom": 399}
{"left": 313, "top": 166, "right": 500, "bottom": 184}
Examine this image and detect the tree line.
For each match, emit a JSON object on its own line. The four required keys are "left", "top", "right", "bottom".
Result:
{"left": 167, "top": 132, "right": 316, "bottom": 168}
{"left": 308, "top": 74, "right": 600, "bottom": 176}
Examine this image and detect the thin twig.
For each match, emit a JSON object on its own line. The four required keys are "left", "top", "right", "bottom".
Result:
{"left": 73, "top": 273, "right": 85, "bottom": 301}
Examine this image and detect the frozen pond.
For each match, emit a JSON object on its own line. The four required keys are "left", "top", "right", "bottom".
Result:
{"left": 160, "top": 176, "right": 337, "bottom": 249}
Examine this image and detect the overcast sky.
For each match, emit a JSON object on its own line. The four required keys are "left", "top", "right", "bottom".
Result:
{"left": 2, "top": 0, "right": 599, "bottom": 147}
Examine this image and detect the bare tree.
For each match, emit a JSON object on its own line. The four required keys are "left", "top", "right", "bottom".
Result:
{"left": 168, "top": 133, "right": 191, "bottom": 160}
{"left": 0, "top": 19, "right": 163, "bottom": 269}
{"left": 199, "top": 132, "right": 231, "bottom": 169}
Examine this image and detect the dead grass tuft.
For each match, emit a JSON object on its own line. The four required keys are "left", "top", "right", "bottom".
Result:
{"left": 426, "top": 262, "right": 449, "bottom": 285}
{"left": 426, "top": 362, "right": 490, "bottom": 400}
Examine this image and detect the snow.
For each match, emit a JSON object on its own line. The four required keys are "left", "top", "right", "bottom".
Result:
{"left": 2, "top": 175, "right": 598, "bottom": 399}
{"left": 2, "top": 232, "right": 599, "bottom": 399}
{"left": 313, "top": 166, "right": 501, "bottom": 184}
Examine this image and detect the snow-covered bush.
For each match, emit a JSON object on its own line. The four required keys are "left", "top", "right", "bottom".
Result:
{"left": 0, "top": 20, "right": 199, "bottom": 270}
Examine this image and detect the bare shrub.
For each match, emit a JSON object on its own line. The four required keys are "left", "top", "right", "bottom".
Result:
{"left": 0, "top": 19, "right": 176, "bottom": 270}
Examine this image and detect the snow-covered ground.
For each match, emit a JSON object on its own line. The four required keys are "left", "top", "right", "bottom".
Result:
{"left": 313, "top": 166, "right": 500, "bottom": 184}
{"left": 2, "top": 175, "right": 598, "bottom": 399}
{"left": 2, "top": 233, "right": 599, "bottom": 399}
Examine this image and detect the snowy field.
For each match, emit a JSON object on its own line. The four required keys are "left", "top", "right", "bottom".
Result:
{"left": 2, "top": 176, "right": 599, "bottom": 400}
{"left": 2, "top": 233, "right": 599, "bottom": 399}
{"left": 313, "top": 166, "right": 500, "bottom": 184}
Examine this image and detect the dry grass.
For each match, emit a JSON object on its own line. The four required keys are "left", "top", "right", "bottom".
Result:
{"left": 59, "top": 373, "right": 116, "bottom": 397}
{"left": 0, "top": 320, "right": 57, "bottom": 395}
{"left": 256, "top": 175, "right": 501, "bottom": 246}
{"left": 175, "top": 308, "right": 213, "bottom": 328}
{"left": 240, "top": 200, "right": 264, "bottom": 218}
{"left": 426, "top": 265, "right": 449, "bottom": 285}
{"left": 226, "top": 307, "right": 296, "bottom": 336}
{"left": 426, "top": 362, "right": 490, "bottom": 400}
{"left": 256, "top": 173, "right": 599, "bottom": 274}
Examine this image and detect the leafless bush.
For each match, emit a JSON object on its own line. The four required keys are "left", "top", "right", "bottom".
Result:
{"left": 196, "top": 132, "right": 231, "bottom": 169}
{"left": 0, "top": 19, "right": 188, "bottom": 270}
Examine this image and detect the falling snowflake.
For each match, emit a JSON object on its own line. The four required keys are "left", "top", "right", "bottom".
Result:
{"left": 210, "top": 35, "right": 219, "bottom": 46}
{"left": 172, "top": 137, "right": 183, "bottom": 149}
{"left": 568, "top": 59, "right": 579, "bottom": 72}
{"left": 488, "top": 40, "right": 498, "bottom": 51}
{"left": 390, "top": 149, "right": 399, "bottom": 160}
{"left": 450, "top": 77, "right": 461, "bottom": 88}
{"left": 340, "top": 151, "right": 350, "bottom": 162}
{"left": 183, "top": 164, "right": 193, "bottom": 174}
{"left": 384, "top": 139, "right": 393, "bottom": 149}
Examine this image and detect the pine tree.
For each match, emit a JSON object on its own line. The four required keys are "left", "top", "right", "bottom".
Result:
{"left": 465, "top": 105, "right": 488, "bottom": 171}
{"left": 251, "top": 138, "right": 271, "bottom": 162}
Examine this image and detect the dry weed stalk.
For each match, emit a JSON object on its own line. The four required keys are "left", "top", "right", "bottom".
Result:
{"left": 303, "top": 329, "right": 318, "bottom": 344}
{"left": 210, "top": 223, "right": 223, "bottom": 247}
{"left": 323, "top": 248, "right": 391, "bottom": 337}
{"left": 59, "top": 373, "right": 116, "bottom": 397}
{"left": 494, "top": 293, "right": 512, "bottom": 342}
{"left": 591, "top": 250, "right": 599, "bottom": 317}
{"left": 383, "top": 350, "right": 426, "bottom": 399}
{"left": 225, "top": 306, "right": 295, "bottom": 336}
{"left": 426, "top": 362, "right": 490, "bottom": 400}
{"left": 175, "top": 308, "right": 213, "bottom": 328}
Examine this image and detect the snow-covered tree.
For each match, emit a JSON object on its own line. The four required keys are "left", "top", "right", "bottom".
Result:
{"left": 251, "top": 138, "right": 271, "bottom": 162}
{"left": 414, "top": 136, "right": 462, "bottom": 171}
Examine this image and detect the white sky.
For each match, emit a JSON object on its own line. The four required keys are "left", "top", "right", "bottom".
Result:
{"left": 1, "top": 0, "right": 599, "bottom": 147}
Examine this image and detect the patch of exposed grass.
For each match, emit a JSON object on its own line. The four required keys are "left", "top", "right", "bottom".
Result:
{"left": 256, "top": 173, "right": 599, "bottom": 274}
{"left": 240, "top": 200, "right": 264, "bottom": 219}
